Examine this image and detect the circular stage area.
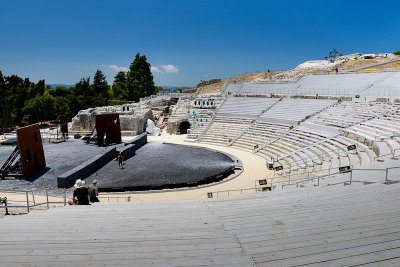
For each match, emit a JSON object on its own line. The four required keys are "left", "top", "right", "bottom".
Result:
{"left": 86, "top": 142, "right": 237, "bottom": 191}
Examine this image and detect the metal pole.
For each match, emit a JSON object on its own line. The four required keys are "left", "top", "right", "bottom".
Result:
{"left": 385, "top": 168, "right": 389, "bottom": 183}
{"left": 349, "top": 170, "right": 353, "bottom": 185}
{"left": 46, "top": 190, "right": 49, "bottom": 210}
{"left": 26, "top": 192, "right": 30, "bottom": 213}
{"left": 318, "top": 176, "right": 320, "bottom": 187}
{"left": 63, "top": 189, "right": 66, "bottom": 206}
{"left": 31, "top": 191, "right": 35, "bottom": 205}
{"left": 4, "top": 198, "right": 10, "bottom": 215}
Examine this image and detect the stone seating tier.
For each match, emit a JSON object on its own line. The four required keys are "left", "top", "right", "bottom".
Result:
{"left": 260, "top": 99, "right": 337, "bottom": 123}
{"left": 224, "top": 72, "right": 400, "bottom": 97}
{"left": 217, "top": 97, "right": 278, "bottom": 117}
{"left": 308, "top": 102, "right": 397, "bottom": 129}
{"left": 2, "top": 183, "right": 400, "bottom": 266}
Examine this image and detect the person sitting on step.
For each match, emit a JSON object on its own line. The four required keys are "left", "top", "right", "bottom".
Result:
{"left": 88, "top": 179, "right": 100, "bottom": 203}
{"left": 68, "top": 179, "right": 90, "bottom": 205}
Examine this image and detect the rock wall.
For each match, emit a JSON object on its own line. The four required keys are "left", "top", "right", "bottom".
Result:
{"left": 197, "top": 79, "right": 222, "bottom": 88}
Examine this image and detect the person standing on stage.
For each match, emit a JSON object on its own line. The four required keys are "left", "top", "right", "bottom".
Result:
{"left": 118, "top": 151, "right": 124, "bottom": 168}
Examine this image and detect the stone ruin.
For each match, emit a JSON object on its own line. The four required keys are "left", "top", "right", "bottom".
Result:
{"left": 70, "top": 103, "right": 154, "bottom": 136}
{"left": 196, "top": 79, "right": 222, "bottom": 88}
{"left": 70, "top": 94, "right": 229, "bottom": 137}
{"left": 70, "top": 98, "right": 179, "bottom": 136}
{"left": 166, "top": 97, "right": 225, "bottom": 134}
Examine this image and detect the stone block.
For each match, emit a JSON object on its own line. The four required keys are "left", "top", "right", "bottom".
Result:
{"left": 57, "top": 147, "right": 117, "bottom": 188}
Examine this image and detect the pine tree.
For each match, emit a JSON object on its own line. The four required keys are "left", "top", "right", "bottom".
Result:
{"left": 125, "top": 53, "right": 155, "bottom": 102}
{"left": 112, "top": 71, "right": 127, "bottom": 99}
{"left": 72, "top": 77, "right": 91, "bottom": 109}
{"left": 28, "top": 79, "right": 45, "bottom": 98}
{"left": 0, "top": 71, "right": 10, "bottom": 130}
{"left": 92, "top": 69, "right": 109, "bottom": 106}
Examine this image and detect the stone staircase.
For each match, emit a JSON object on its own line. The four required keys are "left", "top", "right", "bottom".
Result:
{"left": 1, "top": 182, "right": 400, "bottom": 266}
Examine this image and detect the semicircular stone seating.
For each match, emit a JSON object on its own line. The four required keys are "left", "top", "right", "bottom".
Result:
{"left": 200, "top": 97, "right": 400, "bottom": 186}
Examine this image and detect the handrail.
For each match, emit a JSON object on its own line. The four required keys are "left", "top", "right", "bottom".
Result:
{"left": 207, "top": 165, "right": 399, "bottom": 199}
{"left": 228, "top": 98, "right": 283, "bottom": 147}
{"left": 198, "top": 98, "right": 228, "bottom": 142}
{"left": 0, "top": 189, "right": 132, "bottom": 215}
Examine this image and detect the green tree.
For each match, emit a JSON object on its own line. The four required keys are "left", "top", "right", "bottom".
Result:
{"left": 46, "top": 86, "right": 71, "bottom": 116}
{"left": 22, "top": 93, "right": 55, "bottom": 125}
{"left": 73, "top": 77, "right": 90, "bottom": 96}
{"left": 112, "top": 71, "right": 127, "bottom": 99}
{"left": 92, "top": 69, "right": 109, "bottom": 107}
{"left": 6, "top": 75, "right": 28, "bottom": 126}
{"left": 71, "top": 77, "right": 90, "bottom": 109}
{"left": 47, "top": 86, "right": 69, "bottom": 97}
{"left": 125, "top": 53, "right": 155, "bottom": 101}
{"left": 394, "top": 50, "right": 400, "bottom": 56}
{"left": 154, "top": 86, "right": 164, "bottom": 94}
{"left": 68, "top": 93, "right": 84, "bottom": 118}
{"left": 0, "top": 71, "right": 12, "bottom": 130}
{"left": 28, "top": 79, "right": 45, "bottom": 98}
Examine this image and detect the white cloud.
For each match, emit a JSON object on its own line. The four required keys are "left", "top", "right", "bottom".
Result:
{"left": 150, "top": 66, "right": 162, "bottom": 73}
{"left": 161, "top": 64, "right": 179, "bottom": 74}
{"left": 109, "top": 65, "right": 129, "bottom": 72}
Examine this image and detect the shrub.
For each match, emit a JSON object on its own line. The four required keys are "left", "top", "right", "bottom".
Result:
{"left": 394, "top": 50, "right": 400, "bottom": 56}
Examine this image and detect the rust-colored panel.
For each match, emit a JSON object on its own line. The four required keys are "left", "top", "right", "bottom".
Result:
{"left": 95, "top": 114, "right": 121, "bottom": 146}
{"left": 16, "top": 124, "right": 46, "bottom": 180}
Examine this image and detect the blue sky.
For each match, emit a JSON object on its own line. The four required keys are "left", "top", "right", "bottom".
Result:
{"left": 1, "top": 0, "right": 399, "bottom": 87}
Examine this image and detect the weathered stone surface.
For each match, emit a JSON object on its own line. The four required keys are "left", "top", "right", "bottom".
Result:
{"left": 197, "top": 79, "right": 222, "bottom": 88}
{"left": 71, "top": 104, "right": 154, "bottom": 135}
{"left": 166, "top": 97, "right": 224, "bottom": 134}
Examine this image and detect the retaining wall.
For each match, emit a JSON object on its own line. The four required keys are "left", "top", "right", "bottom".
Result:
{"left": 57, "top": 133, "right": 148, "bottom": 188}
{"left": 57, "top": 148, "right": 117, "bottom": 188}
{"left": 125, "top": 133, "right": 147, "bottom": 147}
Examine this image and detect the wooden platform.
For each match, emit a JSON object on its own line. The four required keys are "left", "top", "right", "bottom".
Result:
{"left": 1, "top": 183, "right": 400, "bottom": 266}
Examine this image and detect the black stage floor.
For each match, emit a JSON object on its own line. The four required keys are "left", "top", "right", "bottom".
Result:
{"left": 0, "top": 139, "right": 120, "bottom": 191}
{"left": 85, "top": 142, "right": 236, "bottom": 191}
{"left": 0, "top": 140, "right": 235, "bottom": 193}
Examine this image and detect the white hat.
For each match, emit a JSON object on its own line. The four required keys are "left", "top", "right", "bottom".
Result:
{"left": 74, "top": 179, "right": 85, "bottom": 188}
